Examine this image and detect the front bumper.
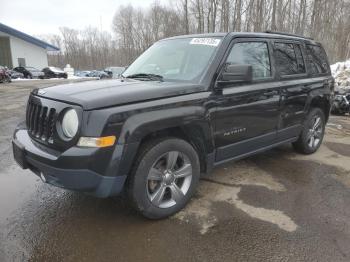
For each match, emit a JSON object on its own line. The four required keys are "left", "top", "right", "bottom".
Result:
{"left": 12, "top": 128, "right": 127, "bottom": 198}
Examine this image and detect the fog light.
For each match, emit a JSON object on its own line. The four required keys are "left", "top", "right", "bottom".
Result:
{"left": 77, "top": 136, "right": 116, "bottom": 148}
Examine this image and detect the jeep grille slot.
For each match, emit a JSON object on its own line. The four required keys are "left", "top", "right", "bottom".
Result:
{"left": 26, "top": 102, "right": 56, "bottom": 143}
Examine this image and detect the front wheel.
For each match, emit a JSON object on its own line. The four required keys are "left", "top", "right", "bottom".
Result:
{"left": 292, "top": 108, "right": 325, "bottom": 154}
{"left": 127, "top": 138, "right": 200, "bottom": 219}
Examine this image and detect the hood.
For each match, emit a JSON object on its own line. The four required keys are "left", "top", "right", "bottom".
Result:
{"left": 33, "top": 79, "right": 204, "bottom": 110}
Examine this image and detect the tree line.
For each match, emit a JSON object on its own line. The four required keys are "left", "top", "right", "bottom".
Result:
{"left": 43, "top": 0, "right": 350, "bottom": 70}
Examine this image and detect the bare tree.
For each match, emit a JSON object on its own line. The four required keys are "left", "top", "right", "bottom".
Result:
{"left": 41, "top": 0, "right": 350, "bottom": 69}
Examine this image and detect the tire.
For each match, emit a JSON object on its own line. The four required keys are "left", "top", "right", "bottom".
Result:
{"left": 127, "top": 137, "right": 200, "bottom": 219}
{"left": 292, "top": 108, "right": 326, "bottom": 154}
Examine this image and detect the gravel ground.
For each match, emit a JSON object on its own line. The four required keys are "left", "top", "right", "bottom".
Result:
{"left": 0, "top": 80, "right": 350, "bottom": 262}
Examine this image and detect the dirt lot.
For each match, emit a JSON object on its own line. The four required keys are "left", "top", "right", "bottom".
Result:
{"left": 1, "top": 80, "right": 350, "bottom": 262}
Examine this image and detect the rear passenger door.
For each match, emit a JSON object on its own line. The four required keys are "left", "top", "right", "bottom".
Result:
{"left": 273, "top": 41, "right": 309, "bottom": 140}
{"left": 214, "top": 39, "right": 281, "bottom": 162}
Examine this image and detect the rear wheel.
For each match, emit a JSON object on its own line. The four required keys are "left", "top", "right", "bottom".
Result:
{"left": 292, "top": 108, "right": 325, "bottom": 154}
{"left": 127, "top": 138, "right": 200, "bottom": 219}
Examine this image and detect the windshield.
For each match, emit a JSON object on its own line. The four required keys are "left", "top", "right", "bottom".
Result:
{"left": 122, "top": 37, "right": 222, "bottom": 82}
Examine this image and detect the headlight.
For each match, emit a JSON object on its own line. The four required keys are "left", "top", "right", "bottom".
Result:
{"left": 61, "top": 109, "right": 79, "bottom": 138}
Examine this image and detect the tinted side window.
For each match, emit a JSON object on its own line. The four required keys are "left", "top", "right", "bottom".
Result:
{"left": 274, "top": 42, "right": 305, "bottom": 75}
{"left": 306, "top": 44, "right": 329, "bottom": 75}
{"left": 226, "top": 42, "right": 271, "bottom": 80}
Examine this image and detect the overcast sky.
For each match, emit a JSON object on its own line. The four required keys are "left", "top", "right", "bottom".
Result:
{"left": 0, "top": 0, "right": 169, "bottom": 36}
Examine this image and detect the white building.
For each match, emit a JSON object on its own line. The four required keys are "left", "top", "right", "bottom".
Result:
{"left": 0, "top": 23, "right": 59, "bottom": 69}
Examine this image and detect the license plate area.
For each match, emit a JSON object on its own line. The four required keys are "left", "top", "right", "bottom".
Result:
{"left": 12, "top": 140, "right": 28, "bottom": 169}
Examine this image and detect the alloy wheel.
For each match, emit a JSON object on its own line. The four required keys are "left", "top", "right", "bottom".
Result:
{"left": 146, "top": 151, "right": 192, "bottom": 209}
{"left": 307, "top": 115, "right": 323, "bottom": 149}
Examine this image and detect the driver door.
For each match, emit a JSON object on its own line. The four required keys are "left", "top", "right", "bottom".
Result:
{"left": 214, "top": 39, "right": 281, "bottom": 162}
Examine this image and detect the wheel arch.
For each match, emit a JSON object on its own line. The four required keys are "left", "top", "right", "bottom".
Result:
{"left": 307, "top": 95, "right": 331, "bottom": 122}
{"left": 115, "top": 108, "right": 215, "bottom": 177}
{"left": 137, "top": 124, "right": 214, "bottom": 174}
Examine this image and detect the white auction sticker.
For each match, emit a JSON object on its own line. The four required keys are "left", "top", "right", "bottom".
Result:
{"left": 190, "top": 38, "right": 221, "bottom": 46}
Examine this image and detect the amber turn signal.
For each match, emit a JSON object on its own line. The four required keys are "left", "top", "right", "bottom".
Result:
{"left": 77, "top": 136, "right": 116, "bottom": 148}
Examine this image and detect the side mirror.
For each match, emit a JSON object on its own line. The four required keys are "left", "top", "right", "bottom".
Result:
{"left": 217, "top": 64, "right": 253, "bottom": 87}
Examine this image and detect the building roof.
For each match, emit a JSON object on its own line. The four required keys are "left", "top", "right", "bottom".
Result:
{"left": 0, "top": 23, "right": 59, "bottom": 51}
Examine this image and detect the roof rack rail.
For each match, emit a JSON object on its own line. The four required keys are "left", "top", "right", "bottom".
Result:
{"left": 264, "top": 30, "right": 313, "bottom": 40}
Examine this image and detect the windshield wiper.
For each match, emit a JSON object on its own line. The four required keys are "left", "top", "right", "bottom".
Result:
{"left": 125, "top": 73, "right": 164, "bottom": 82}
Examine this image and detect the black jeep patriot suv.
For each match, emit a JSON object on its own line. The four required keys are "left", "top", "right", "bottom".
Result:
{"left": 13, "top": 32, "right": 334, "bottom": 219}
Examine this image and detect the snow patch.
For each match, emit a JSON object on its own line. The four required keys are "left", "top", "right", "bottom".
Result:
{"left": 331, "top": 59, "right": 350, "bottom": 92}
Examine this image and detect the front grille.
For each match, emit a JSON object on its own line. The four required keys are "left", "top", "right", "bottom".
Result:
{"left": 26, "top": 101, "right": 56, "bottom": 143}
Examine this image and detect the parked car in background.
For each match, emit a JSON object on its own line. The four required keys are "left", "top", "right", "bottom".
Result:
{"left": 0, "top": 66, "right": 11, "bottom": 83}
{"left": 104, "top": 67, "right": 125, "bottom": 78}
{"left": 87, "top": 70, "right": 110, "bottom": 79}
{"left": 331, "top": 92, "right": 350, "bottom": 115}
{"left": 42, "top": 67, "right": 67, "bottom": 79}
{"left": 7, "top": 69, "right": 24, "bottom": 79}
{"left": 74, "top": 70, "right": 90, "bottom": 77}
{"left": 13, "top": 66, "right": 44, "bottom": 79}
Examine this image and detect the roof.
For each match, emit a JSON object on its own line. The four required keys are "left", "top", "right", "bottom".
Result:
{"left": 163, "top": 32, "right": 318, "bottom": 45}
{"left": 229, "top": 32, "right": 317, "bottom": 43}
{"left": 0, "top": 23, "right": 59, "bottom": 51}
{"left": 162, "top": 32, "right": 228, "bottom": 41}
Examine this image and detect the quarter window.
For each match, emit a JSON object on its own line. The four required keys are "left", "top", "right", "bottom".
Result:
{"left": 226, "top": 42, "right": 271, "bottom": 80}
{"left": 274, "top": 42, "right": 305, "bottom": 75}
{"left": 306, "top": 44, "right": 329, "bottom": 75}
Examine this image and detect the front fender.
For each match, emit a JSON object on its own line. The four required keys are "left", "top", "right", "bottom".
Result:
{"left": 115, "top": 105, "right": 215, "bottom": 177}
{"left": 118, "top": 106, "right": 207, "bottom": 143}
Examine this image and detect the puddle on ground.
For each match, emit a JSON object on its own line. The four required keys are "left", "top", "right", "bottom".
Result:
{"left": 209, "top": 161, "right": 286, "bottom": 192}
{"left": 325, "top": 142, "right": 350, "bottom": 157}
{"left": 174, "top": 162, "right": 297, "bottom": 234}
{"left": 289, "top": 143, "right": 350, "bottom": 172}
{"left": 0, "top": 165, "right": 40, "bottom": 224}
